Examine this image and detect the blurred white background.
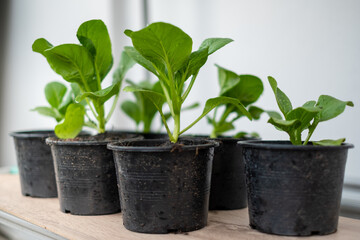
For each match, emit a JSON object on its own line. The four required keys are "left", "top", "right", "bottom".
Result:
{"left": 0, "top": 0, "right": 359, "bottom": 185}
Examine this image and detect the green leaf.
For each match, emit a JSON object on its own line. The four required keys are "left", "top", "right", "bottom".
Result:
{"left": 313, "top": 138, "right": 345, "bottom": 146}
{"left": 316, "top": 95, "right": 354, "bottom": 122}
{"left": 266, "top": 111, "right": 282, "bottom": 119}
{"left": 286, "top": 106, "right": 321, "bottom": 131}
{"left": 202, "top": 96, "right": 252, "bottom": 121}
{"left": 268, "top": 76, "right": 292, "bottom": 116}
{"left": 248, "top": 106, "right": 265, "bottom": 120}
{"left": 216, "top": 65, "right": 241, "bottom": 96}
{"left": 113, "top": 50, "right": 136, "bottom": 85}
{"left": 228, "top": 75, "right": 264, "bottom": 106}
{"left": 32, "top": 38, "right": 53, "bottom": 56}
{"left": 43, "top": 44, "right": 96, "bottom": 91}
{"left": 77, "top": 19, "right": 113, "bottom": 81}
{"left": 31, "top": 106, "right": 62, "bottom": 122}
{"left": 44, "top": 82, "right": 67, "bottom": 108}
{"left": 124, "top": 46, "right": 158, "bottom": 75}
{"left": 125, "top": 22, "right": 193, "bottom": 73}
{"left": 183, "top": 47, "right": 209, "bottom": 79}
{"left": 268, "top": 117, "right": 301, "bottom": 134}
{"left": 121, "top": 100, "right": 141, "bottom": 125}
{"left": 214, "top": 121, "right": 235, "bottom": 134}
{"left": 124, "top": 86, "right": 166, "bottom": 116}
{"left": 199, "top": 38, "right": 233, "bottom": 55}
{"left": 76, "top": 82, "right": 120, "bottom": 105}
{"left": 55, "top": 103, "right": 85, "bottom": 139}
{"left": 303, "top": 100, "right": 316, "bottom": 108}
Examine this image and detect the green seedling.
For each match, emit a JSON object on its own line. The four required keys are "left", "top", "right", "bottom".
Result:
{"left": 268, "top": 76, "right": 354, "bottom": 145}
{"left": 124, "top": 22, "right": 252, "bottom": 143}
{"left": 122, "top": 79, "right": 199, "bottom": 133}
{"left": 208, "top": 65, "right": 265, "bottom": 138}
{"left": 32, "top": 81, "right": 81, "bottom": 122}
{"left": 32, "top": 19, "right": 135, "bottom": 138}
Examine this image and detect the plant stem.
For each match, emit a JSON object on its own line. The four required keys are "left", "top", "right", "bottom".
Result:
{"left": 303, "top": 121, "right": 318, "bottom": 145}
{"left": 105, "top": 94, "right": 119, "bottom": 123}
{"left": 172, "top": 112, "right": 181, "bottom": 143}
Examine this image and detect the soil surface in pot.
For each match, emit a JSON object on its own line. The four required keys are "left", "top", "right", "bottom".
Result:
{"left": 108, "top": 139, "right": 217, "bottom": 233}
{"left": 240, "top": 140, "right": 353, "bottom": 236}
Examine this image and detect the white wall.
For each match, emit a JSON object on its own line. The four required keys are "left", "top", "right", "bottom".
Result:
{"left": 1, "top": 0, "right": 359, "bottom": 183}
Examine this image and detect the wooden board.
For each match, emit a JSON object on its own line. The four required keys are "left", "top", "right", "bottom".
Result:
{"left": 0, "top": 174, "right": 359, "bottom": 240}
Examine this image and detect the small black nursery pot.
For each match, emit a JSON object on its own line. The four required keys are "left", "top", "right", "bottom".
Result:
{"left": 209, "top": 137, "right": 254, "bottom": 210}
{"left": 10, "top": 130, "right": 58, "bottom": 198}
{"left": 239, "top": 140, "right": 353, "bottom": 236}
{"left": 108, "top": 139, "right": 217, "bottom": 234}
{"left": 46, "top": 133, "right": 140, "bottom": 216}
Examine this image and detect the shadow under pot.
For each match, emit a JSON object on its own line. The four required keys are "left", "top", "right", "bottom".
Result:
{"left": 10, "top": 130, "right": 57, "bottom": 198}
{"left": 46, "top": 133, "right": 140, "bottom": 215}
{"left": 107, "top": 139, "right": 217, "bottom": 234}
{"left": 239, "top": 140, "right": 354, "bottom": 236}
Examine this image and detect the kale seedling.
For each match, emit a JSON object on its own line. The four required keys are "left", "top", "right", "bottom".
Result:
{"left": 122, "top": 79, "right": 199, "bottom": 133}
{"left": 268, "top": 76, "right": 354, "bottom": 145}
{"left": 32, "top": 81, "right": 81, "bottom": 122}
{"left": 32, "top": 19, "right": 135, "bottom": 138}
{"left": 124, "top": 22, "right": 252, "bottom": 143}
{"left": 208, "top": 65, "right": 265, "bottom": 138}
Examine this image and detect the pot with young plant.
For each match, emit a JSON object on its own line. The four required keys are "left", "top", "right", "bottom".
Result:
{"left": 204, "top": 64, "right": 268, "bottom": 210}
{"left": 120, "top": 79, "right": 199, "bottom": 139}
{"left": 107, "top": 22, "right": 253, "bottom": 233}
{"left": 239, "top": 76, "right": 354, "bottom": 236}
{"left": 32, "top": 19, "right": 138, "bottom": 215}
{"left": 10, "top": 81, "right": 80, "bottom": 198}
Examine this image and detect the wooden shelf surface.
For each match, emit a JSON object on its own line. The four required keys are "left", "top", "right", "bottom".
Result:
{"left": 0, "top": 174, "right": 359, "bottom": 240}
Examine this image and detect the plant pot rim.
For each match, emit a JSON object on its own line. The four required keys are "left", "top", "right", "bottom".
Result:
{"left": 9, "top": 130, "right": 55, "bottom": 138}
{"left": 182, "top": 135, "right": 260, "bottom": 142}
{"left": 46, "top": 133, "right": 141, "bottom": 146}
{"left": 238, "top": 140, "right": 354, "bottom": 150}
{"left": 107, "top": 138, "right": 218, "bottom": 152}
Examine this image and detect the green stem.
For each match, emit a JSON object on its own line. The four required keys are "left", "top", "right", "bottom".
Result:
{"left": 181, "top": 72, "right": 198, "bottom": 103}
{"left": 303, "top": 121, "right": 318, "bottom": 145}
{"left": 172, "top": 113, "right": 181, "bottom": 143}
{"left": 105, "top": 94, "right": 119, "bottom": 123}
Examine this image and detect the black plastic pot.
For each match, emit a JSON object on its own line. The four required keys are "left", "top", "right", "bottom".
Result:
{"left": 46, "top": 133, "right": 140, "bottom": 215}
{"left": 107, "top": 130, "right": 168, "bottom": 140}
{"left": 209, "top": 137, "right": 254, "bottom": 210}
{"left": 10, "top": 130, "right": 57, "bottom": 198}
{"left": 108, "top": 139, "right": 217, "bottom": 233}
{"left": 239, "top": 140, "right": 354, "bottom": 236}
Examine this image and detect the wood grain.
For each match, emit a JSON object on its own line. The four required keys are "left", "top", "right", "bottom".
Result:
{"left": 0, "top": 174, "right": 359, "bottom": 240}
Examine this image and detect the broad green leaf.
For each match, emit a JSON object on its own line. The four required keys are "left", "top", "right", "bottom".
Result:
{"left": 55, "top": 103, "right": 85, "bottom": 139}
{"left": 183, "top": 47, "right": 209, "bottom": 79}
{"left": 313, "top": 138, "right": 345, "bottom": 146}
{"left": 77, "top": 19, "right": 113, "bottom": 81}
{"left": 113, "top": 50, "right": 136, "bottom": 85}
{"left": 248, "top": 106, "right": 265, "bottom": 120}
{"left": 121, "top": 100, "right": 141, "bottom": 125}
{"left": 76, "top": 82, "right": 120, "bottom": 105}
{"left": 303, "top": 100, "right": 316, "bottom": 108}
{"left": 216, "top": 65, "right": 240, "bottom": 96}
{"left": 316, "top": 95, "right": 354, "bottom": 122}
{"left": 124, "top": 46, "right": 158, "bottom": 75}
{"left": 266, "top": 111, "right": 282, "bottom": 119}
{"left": 226, "top": 74, "right": 263, "bottom": 106}
{"left": 31, "top": 106, "right": 62, "bottom": 122}
{"left": 286, "top": 106, "right": 321, "bottom": 131}
{"left": 43, "top": 44, "right": 96, "bottom": 91}
{"left": 125, "top": 22, "right": 193, "bottom": 73}
{"left": 214, "top": 121, "right": 235, "bottom": 134}
{"left": 199, "top": 38, "right": 233, "bottom": 55}
{"left": 123, "top": 86, "right": 166, "bottom": 116}
{"left": 268, "top": 117, "right": 301, "bottom": 133}
{"left": 32, "top": 38, "right": 53, "bottom": 56}
{"left": 201, "top": 96, "right": 252, "bottom": 121}
{"left": 44, "top": 82, "right": 67, "bottom": 108}
{"left": 268, "top": 76, "right": 292, "bottom": 116}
